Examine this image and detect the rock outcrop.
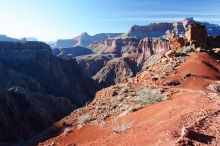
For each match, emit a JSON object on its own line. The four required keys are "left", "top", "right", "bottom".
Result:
{"left": 185, "top": 24, "right": 208, "bottom": 48}
{"left": 89, "top": 37, "right": 169, "bottom": 61}
{"left": 137, "top": 38, "right": 169, "bottom": 66}
{"left": 0, "top": 41, "right": 97, "bottom": 144}
{"left": 169, "top": 23, "right": 220, "bottom": 51}
{"left": 92, "top": 57, "right": 135, "bottom": 87}
{"left": 89, "top": 37, "right": 169, "bottom": 87}
{"left": 89, "top": 37, "right": 139, "bottom": 55}
{"left": 168, "top": 33, "right": 185, "bottom": 51}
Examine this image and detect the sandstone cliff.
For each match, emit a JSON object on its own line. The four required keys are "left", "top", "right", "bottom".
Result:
{"left": 122, "top": 17, "right": 220, "bottom": 39}
{"left": 185, "top": 24, "right": 208, "bottom": 48}
{"left": 89, "top": 37, "right": 169, "bottom": 87}
{"left": 92, "top": 57, "right": 136, "bottom": 87}
{"left": 169, "top": 23, "right": 220, "bottom": 51}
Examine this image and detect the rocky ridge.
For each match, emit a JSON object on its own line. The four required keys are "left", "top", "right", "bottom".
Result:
{"left": 122, "top": 17, "right": 220, "bottom": 39}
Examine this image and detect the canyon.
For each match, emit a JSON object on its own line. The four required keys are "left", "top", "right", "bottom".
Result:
{"left": 38, "top": 21, "right": 220, "bottom": 146}
{"left": 0, "top": 41, "right": 96, "bottom": 144}
{"left": 0, "top": 17, "right": 219, "bottom": 146}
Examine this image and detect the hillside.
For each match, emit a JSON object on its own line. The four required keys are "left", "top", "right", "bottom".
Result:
{"left": 0, "top": 19, "right": 219, "bottom": 146}
{"left": 38, "top": 50, "right": 220, "bottom": 146}
{"left": 36, "top": 23, "right": 220, "bottom": 146}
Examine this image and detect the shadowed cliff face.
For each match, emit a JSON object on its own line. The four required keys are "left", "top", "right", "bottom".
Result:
{"left": 0, "top": 41, "right": 97, "bottom": 144}
{"left": 92, "top": 57, "right": 136, "bottom": 87}
{"left": 0, "top": 42, "right": 96, "bottom": 105}
{"left": 76, "top": 53, "right": 115, "bottom": 77}
{"left": 0, "top": 89, "right": 73, "bottom": 143}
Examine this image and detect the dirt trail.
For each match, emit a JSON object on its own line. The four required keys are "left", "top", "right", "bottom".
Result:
{"left": 39, "top": 52, "right": 220, "bottom": 146}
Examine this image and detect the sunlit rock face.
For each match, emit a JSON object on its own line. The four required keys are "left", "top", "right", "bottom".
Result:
{"left": 92, "top": 57, "right": 135, "bottom": 87}
{"left": 88, "top": 37, "right": 169, "bottom": 88}
{"left": 122, "top": 17, "right": 220, "bottom": 40}
{"left": 168, "top": 33, "right": 185, "bottom": 51}
{"left": 137, "top": 38, "right": 169, "bottom": 66}
{"left": 123, "top": 22, "right": 185, "bottom": 39}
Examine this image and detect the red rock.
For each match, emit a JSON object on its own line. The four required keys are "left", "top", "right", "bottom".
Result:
{"left": 168, "top": 33, "right": 185, "bottom": 51}
{"left": 185, "top": 24, "right": 208, "bottom": 48}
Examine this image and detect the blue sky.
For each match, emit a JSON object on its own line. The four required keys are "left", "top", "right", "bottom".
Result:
{"left": 0, "top": 0, "right": 220, "bottom": 41}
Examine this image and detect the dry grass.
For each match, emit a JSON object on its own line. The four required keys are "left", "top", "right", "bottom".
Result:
{"left": 110, "top": 117, "right": 133, "bottom": 133}
{"left": 131, "top": 88, "right": 164, "bottom": 105}
{"left": 78, "top": 114, "right": 91, "bottom": 125}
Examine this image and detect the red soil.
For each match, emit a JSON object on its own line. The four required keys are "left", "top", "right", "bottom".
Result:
{"left": 177, "top": 52, "right": 220, "bottom": 79}
{"left": 39, "top": 52, "right": 220, "bottom": 146}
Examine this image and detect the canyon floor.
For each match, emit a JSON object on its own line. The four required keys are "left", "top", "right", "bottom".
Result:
{"left": 38, "top": 51, "right": 220, "bottom": 146}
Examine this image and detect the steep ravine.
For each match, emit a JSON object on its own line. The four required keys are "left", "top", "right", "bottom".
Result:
{"left": 0, "top": 41, "right": 97, "bottom": 144}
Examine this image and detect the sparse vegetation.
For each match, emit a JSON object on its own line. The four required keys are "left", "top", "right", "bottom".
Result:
{"left": 121, "top": 86, "right": 129, "bottom": 93}
{"left": 130, "top": 104, "right": 144, "bottom": 112}
{"left": 110, "top": 117, "right": 133, "bottom": 133}
{"left": 97, "top": 119, "right": 106, "bottom": 128}
{"left": 63, "top": 127, "right": 72, "bottom": 135}
{"left": 131, "top": 88, "right": 164, "bottom": 105}
{"left": 207, "top": 84, "right": 220, "bottom": 93}
{"left": 177, "top": 46, "right": 196, "bottom": 54}
{"left": 78, "top": 114, "right": 91, "bottom": 125}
